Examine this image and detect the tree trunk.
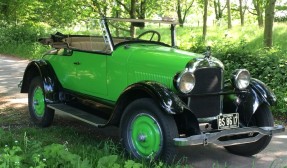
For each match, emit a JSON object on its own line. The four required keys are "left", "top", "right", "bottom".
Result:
{"left": 264, "top": 0, "right": 276, "bottom": 48}
{"left": 139, "top": 0, "right": 146, "bottom": 19}
{"left": 239, "top": 0, "right": 244, "bottom": 26}
{"left": 258, "top": 10, "right": 264, "bottom": 27}
{"left": 218, "top": 0, "right": 223, "bottom": 19}
{"left": 202, "top": 0, "right": 208, "bottom": 41}
{"left": 253, "top": 0, "right": 264, "bottom": 27}
{"left": 227, "top": 0, "right": 232, "bottom": 29}
{"left": 177, "top": 0, "right": 184, "bottom": 27}
{"left": 214, "top": 0, "right": 219, "bottom": 20}
{"left": 130, "top": 0, "right": 136, "bottom": 37}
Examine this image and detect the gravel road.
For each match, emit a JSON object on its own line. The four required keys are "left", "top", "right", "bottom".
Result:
{"left": 0, "top": 54, "right": 286, "bottom": 167}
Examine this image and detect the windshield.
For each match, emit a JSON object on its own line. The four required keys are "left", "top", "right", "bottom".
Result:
{"left": 107, "top": 19, "right": 177, "bottom": 45}
{"left": 104, "top": 18, "right": 177, "bottom": 47}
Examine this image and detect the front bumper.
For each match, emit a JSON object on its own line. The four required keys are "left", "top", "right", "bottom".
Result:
{"left": 174, "top": 125, "right": 285, "bottom": 146}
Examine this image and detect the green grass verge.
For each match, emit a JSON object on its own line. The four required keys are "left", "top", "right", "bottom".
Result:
{"left": 0, "top": 42, "right": 48, "bottom": 59}
{"left": 0, "top": 126, "right": 190, "bottom": 168}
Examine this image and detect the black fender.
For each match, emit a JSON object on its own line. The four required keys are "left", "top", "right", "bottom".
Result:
{"left": 224, "top": 78, "right": 276, "bottom": 125}
{"left": 249, "top": 78, "right": 276, "bottom": 106}
{"left": 21, "top": 60, "right": 61, "bottom": 103}
{"left": 107, "top": 81, "right": 200, "bottom": 134}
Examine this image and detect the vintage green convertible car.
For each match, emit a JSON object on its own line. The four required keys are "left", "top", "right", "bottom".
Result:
{"left": 20, "top": 18, "right": 284, "bottom": 162}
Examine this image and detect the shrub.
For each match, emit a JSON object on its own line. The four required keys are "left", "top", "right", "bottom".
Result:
{"left": 188, "top": 40, "right": 287, "bottom": 118}
{"left": 0, "top": 23, "right": 49, "bottom": 59}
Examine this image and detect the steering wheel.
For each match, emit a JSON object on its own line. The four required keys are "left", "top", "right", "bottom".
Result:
{"left": 136, "top": 30, "right": 161, "bottom": 42}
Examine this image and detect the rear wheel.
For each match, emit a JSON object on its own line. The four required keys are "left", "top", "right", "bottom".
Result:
{"left": 120, "top": 98, "right": 178, "bottom": 163}
{"left": 28, "top": 76, "right": 54, "bottom": 127}
{"left": 224, "top": 104, "right": 274, "bottom": 156}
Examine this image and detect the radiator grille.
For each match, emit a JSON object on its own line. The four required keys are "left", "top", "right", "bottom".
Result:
{"left": 188, "top": 67, "right": 223, "bottom": 118}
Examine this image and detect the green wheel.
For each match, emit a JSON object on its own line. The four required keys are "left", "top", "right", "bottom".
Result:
{"left": 28, "top": 76, "right": 54, "bottom": 127}
{"left": 120, "top": 98, "right": 178, "bottom": 163}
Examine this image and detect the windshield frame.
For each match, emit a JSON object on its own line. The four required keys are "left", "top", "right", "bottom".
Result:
{"left": 100, "top": 17, "right": 178, "bottom": 51}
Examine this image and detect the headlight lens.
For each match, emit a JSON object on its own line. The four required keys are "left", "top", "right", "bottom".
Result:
{"left": 232, "top": 69, "right": 250, "bottom": 90}
{"left": 177, "top": 72, "right": 195, "bottom": 94}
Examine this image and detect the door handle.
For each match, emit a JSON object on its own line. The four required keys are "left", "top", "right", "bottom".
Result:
{"left": 73, "top": 61, "right": 80, "bottom": 65}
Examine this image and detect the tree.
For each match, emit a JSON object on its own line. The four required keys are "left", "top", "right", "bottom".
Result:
{"left": 176, "top": 0, "right": 195, "bottom": 27}
{"left": 89, "top": 0, "right": 111, "bottom": 17}
{"left": 251, "top": 0, "right": 265, "bottom": 27}
{"left": 0, "top": 0, "right": 36, "bottom": 25}
{"left": 202, "top": 0, "right": 208, "bottom": 41}
{"left": 238, "top": 0, "right": 248, "bottom": 26}
{"left": 227, "top": 0, "right": 232, "bottom": 29}
{"left": 214, "top": 0, "right": 226, "bottom": 20}
{"left": 264, "top": 0, "right": 276, "bottom": 48}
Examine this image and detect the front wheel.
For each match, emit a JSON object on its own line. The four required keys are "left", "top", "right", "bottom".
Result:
{"left": 120, "top": 98, "right": 178, "bottom": 163}
{"left": 28, "top": 76, "right": 54, "bottom": 127}
{"left": 224, "top": 104, "right": 274, "bottom": 156}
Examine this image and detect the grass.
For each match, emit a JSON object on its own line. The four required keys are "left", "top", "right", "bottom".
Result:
{"left": 0, "top": 122, "right": 188, "bottom": 167}
{"left": 0, "top": 99, "right": 188, "bottom": 167}
{"left": 0, "top": 42, "right": 48, "bottom": 59}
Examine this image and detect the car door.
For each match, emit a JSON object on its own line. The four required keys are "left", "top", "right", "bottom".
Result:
{"left": 71, "top": 51, "right": 108, "bottom": 97}
{"left": 45, "top": 49, "right": 78, "bottom": 91}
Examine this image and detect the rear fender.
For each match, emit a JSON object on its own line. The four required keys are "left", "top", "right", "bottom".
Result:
{"left": 21, "top": 60, "right": 61, "bottom": 103}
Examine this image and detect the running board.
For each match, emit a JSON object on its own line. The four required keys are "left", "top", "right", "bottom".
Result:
{"left": 48, "top": 104, "right": 107, "bottom": 127}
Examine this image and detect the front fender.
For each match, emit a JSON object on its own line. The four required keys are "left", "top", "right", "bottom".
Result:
{"left": 250, "top": 78, "right": 276, "bottom": 106}
{"left": 107, "top": 81, "right": 200, "bottom": 133}
{"left": 224, "top": 78, "right": 276, "bottom": 125}
{"left": 124, "top": 81, "right": 188, "bottom": 115}
{"left": 21, "top": 60, "right": 61, "bottom": 103}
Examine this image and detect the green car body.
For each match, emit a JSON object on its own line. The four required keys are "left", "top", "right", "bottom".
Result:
{"left": 45, "top": 44, "right": 201, "bottom": 101}
{"left": 20, "top": 18, "right": 284, "bottom": 162}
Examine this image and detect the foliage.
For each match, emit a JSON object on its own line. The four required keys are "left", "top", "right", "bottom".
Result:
{"left": 0, "top": 0, "right": 85, "bottom": 27}
{"left": 185, "top": 26, "right": 287, "bottom": 117}
{"left": 0, "top": 127, "right": 181, "bottom": 168}
{"left": 0, "top": 22, "right": 49, "bottom": 59}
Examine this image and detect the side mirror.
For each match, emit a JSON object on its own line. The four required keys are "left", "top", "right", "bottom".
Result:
{"left": 57, "top": 48, "right": 73, "bottom": 56}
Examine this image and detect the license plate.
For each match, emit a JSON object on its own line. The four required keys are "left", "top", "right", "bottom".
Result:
{"left": 217, "top": 113, "right": 239, "bottom": 130}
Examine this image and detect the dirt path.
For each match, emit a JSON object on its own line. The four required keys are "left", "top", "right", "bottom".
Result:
{"left": 0, "top": 54, "right": 286, "bottom": 167}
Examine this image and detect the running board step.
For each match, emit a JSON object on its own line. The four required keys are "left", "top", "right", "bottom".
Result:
{"left": 48, "top": 104, "right": 107, "bottom": 127}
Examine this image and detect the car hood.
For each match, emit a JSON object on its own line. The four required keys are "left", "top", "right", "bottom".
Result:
{"left": 119, "top": 43, "right": 202, "bottom": 70}
{"left": 113, "top": 43, "right": 203, "bottom": 89}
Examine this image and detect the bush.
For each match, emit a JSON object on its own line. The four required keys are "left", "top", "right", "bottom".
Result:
{"left": 0, "top": 23, "right": 49, "bottom": 59}
{"left": 0, "top": 129, "right": 173, "bottom": 168}
{"left": 188, "top": 40, "right": 287, "bottom": 118}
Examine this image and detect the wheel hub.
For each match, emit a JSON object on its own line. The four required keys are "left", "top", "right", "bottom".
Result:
{"left": 33, "top": 100, "right": 39, "bottom": 106}
{"left": 138, "top": 134, "right": 146, "bottom": 142}
{"left": 130, "top": 114, "right": 162, "bottom": 158}
{"left": 32, "top": 86, "right": 45, "bottom": 117}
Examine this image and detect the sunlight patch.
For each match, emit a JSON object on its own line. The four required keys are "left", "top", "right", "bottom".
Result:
{"left": 274, "top": 135, "right": 287, "bottom": 139}
{"left": 8, "top": 98, "right": 28, "bottom": 104}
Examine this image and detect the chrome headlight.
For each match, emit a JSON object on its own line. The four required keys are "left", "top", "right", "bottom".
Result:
{"left": 175, "top": 72, "right": 195, "bottom": 94}
{"left": 231, "top": 69, "right": 250, "bottom": 90}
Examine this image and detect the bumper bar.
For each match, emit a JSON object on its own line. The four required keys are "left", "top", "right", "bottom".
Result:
{"left": 174, "top": 125, "right": 285, "bottom": 146}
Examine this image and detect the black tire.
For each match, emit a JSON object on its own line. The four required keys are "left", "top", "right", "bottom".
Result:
{"left": 120, "top": 98, "right": 178, "bottom": 163}
{"left": 28, "top": 76, "right": 54, "bottom": 127}
{"left": 224, "top": 104, "right": 274, "bottom": 156}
